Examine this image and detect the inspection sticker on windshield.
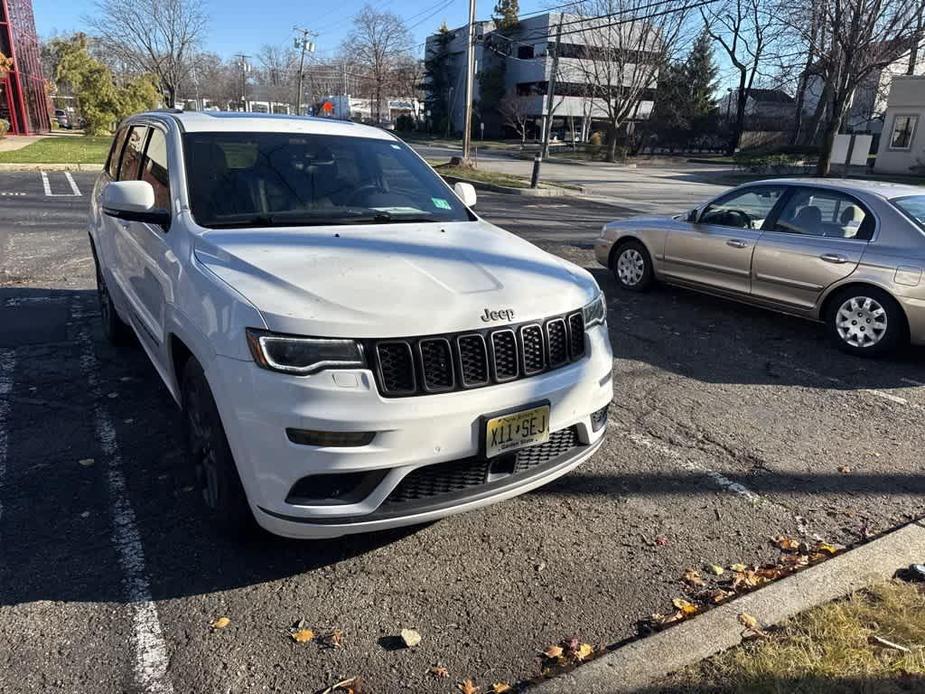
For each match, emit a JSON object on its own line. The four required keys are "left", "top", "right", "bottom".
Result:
{"left": 432, "top": 197, "right": 452, "bottom": 210}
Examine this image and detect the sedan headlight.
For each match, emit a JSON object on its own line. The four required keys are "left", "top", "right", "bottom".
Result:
{"left": 246, "top": 329, "right": 365, "bottom": 375}
{"left": 582, "top": 291, "right": 606, "bottom": 328}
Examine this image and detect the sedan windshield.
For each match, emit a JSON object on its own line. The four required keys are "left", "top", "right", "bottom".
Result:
{"left": 893, "top": 195, "right": 925, "bottom": 232}
{"left": 182, "top": 131, "right": 473, "bottom": 228}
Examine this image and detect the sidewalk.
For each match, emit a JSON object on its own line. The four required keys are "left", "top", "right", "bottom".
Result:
{"left": 0, "top": 135, "right": 45, "bottom": 153}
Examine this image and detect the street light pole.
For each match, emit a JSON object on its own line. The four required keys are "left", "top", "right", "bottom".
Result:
{"left": 461, "top": 0, "right": 477, "bottom": 163}
{"left": 294, "top": 27, "right": 316, "bottom": 116}
{"left": 235, "top": 54, "right": 250, "bottom": 111}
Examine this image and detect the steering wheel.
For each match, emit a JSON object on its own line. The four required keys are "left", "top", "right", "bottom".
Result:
{"left": 724, "top": 209, "right": 753, "bottom": 229}
{"left": 345, "top": 183, "right": 380, "bottom": 206}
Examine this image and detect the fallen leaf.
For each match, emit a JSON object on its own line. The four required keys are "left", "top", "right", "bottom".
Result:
{"left": 737, "top": 612, "right": 767, "bottom": 637}
{"left": 772, "top": 535, "right": 801, "bottom": 551}
{"left": 815, "top": 542, "right": 840, "bottom": 556}
{"left": 655, "top": 534, "right": 669, "bottom": 546}
{"left": 320, "top": 676, "right": 362, "bottom": 694}
{"left": 730, "top": 563, "right": 748, "bottom": 572}
{"left": 837, "top": 465, "right": 851, "bottom": 474}
{"left": 671, "top": 598, "right": 699, "bottom": 616}
{"left": 319, "top": 628, "right": 345, "bottom": 649}
{"left": 400, "top": 628, "right": 421, "bottom": 648}
{"left": 682, "top": 568, "right": 706, "bottom": 587}
{"left": 210, "top": 616, "right": 231, "bottom": 630}
{"left": 575, "top": 643, "right": 594, "bottom": 661}
{"left": 457, "top": 678, "right": 480, "bottom": 694}
{"left": 290, "top": 628, "right": 314, "bottom": 643}
{"left": 429, "top": 665, "right": 450, "bottom": 679}
{"left": 491, "top": 683, "right": 512, "bottom": 693}
{"left": 707, "top": 564, "right": 725, "bottom": 576}
{"left": 706, "top": 588, "right": 733, "bottom": 604}
{"left": 543, "top": 645, "right": 564, "bottom": 660}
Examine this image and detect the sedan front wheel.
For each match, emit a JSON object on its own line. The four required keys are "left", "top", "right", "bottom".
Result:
{"left": 612, "top": 240, "right": 654, "bottom": 292}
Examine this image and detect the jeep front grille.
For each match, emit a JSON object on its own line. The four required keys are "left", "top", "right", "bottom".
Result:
{"left": 368, "top": 311, "right": 585, "bottom": 398}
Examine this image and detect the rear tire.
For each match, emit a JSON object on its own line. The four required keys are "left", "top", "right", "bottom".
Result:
{"left": 825, "top": 286, "right": 905, "bottom": 357}
{"left": 95, "top": 262, "right": 133, "bottom": 346}
{"left": 182, "top": 358, "right": 256, "bottom": 535}
{"left": 611, "top": 239, "right": 654, "bottom": 292}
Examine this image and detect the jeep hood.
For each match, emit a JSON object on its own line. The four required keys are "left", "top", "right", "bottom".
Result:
{"left": 193, "top": 220, "right": 599, "bottom": 338}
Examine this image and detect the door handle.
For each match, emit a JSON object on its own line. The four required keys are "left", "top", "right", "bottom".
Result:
{"left": 726, "top": 239, "right": 748, "bottom": 248}
{"left": 820, "top": 253, "right": 848, "bottom": 264}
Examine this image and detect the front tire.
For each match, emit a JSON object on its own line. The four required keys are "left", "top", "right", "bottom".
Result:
{"left": 182, "top": 358, "right": 255, "bottom": 535}
{"left": 825, "top": 286, "right": 905, "bottom": 357}
{"left": 611, "top": 240, "right": 654, "bottom": 292}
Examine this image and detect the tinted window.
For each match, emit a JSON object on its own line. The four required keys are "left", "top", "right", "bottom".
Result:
{"left": 140, "top": 128, "right": 171, "bottom": 210}
{"left": 772, "top": 188, "right": 874, "bottom": 240}
{"left": 107, "top": 127, "right": 129, "bottom": 178}
{"left": 699, "top": 187, "right": 784, "bottom": 229}
{"left": 119, "top": 126, "right": 148, "bottom": 181}
{"left": 181, "top": 132, "right": 472, "bottom": 228}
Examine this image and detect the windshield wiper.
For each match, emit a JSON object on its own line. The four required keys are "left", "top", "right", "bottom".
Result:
{"left": 205, "top": 210, "right": 445, "bottom": 229}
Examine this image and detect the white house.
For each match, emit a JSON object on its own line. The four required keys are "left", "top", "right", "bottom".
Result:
{"left": 873, "top": 75, "right": 925, "bottom": 175}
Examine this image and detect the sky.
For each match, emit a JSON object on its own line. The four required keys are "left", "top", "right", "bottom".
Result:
{"left": 33, "top": 0, "right": 553, "bottom": 61}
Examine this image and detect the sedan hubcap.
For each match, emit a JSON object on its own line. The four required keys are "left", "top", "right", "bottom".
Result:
{"left": 617, "top": 248, "right": 645, "bottom": 286}
{"left": 836, "top": 296, "right": 887, "bottom": 348}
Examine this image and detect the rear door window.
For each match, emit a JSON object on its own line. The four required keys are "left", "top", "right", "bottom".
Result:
{"left": 118, "top": 125, "right": 149, "bottom": 181}
{"left": 771, "top": 188, "right": 874, "bottom": 240}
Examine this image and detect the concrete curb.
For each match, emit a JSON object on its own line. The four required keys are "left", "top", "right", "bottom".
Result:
{"left": 530, "top": 520, "right": 925, "bottom": 693}
{"left": 0, "top": 163, "right": 104, "bottom": 172}
{"left": 439, "top": 173, "right": 580, "bottom": 197}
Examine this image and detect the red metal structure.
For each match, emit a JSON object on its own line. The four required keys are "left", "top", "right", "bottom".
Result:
{"left": 0, "top": 0, "right": 49, "bottom": 135}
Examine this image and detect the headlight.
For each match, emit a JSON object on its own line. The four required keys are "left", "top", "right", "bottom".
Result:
{"left": 246, "top": 329, "right": 365, "bottom": 375}
{"left": 582, "top": 292, "right": 606, "bottom": 328}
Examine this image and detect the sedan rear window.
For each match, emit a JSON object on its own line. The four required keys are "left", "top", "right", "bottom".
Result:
{"left": 182, "top": 132, "right": 472, "bottom": 228}
{"left": 893, "top": 195, "right": 925, "bottom": 232}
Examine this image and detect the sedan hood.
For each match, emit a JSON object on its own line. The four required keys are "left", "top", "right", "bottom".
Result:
{"left": 194, "top": 220, "right": 598, "bottom": 338}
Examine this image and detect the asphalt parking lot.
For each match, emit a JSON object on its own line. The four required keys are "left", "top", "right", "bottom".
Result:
{"left": 1, "top": 171, "right": 924, "bottom": 693}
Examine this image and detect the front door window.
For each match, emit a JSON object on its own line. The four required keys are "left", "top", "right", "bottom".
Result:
{"left": 699, "top": 187, "right": 785, "bottom": 230}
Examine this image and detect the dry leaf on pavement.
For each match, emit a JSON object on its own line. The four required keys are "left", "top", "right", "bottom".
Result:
{"left": 319, "top": 628, "right": 345, "bottom": 649}
{"left": 837, "top": 465, "right": 851, "bottom": 474}
{"left": 575, "top": 643, "right": 594, "bottom": 661}
{"left": 542, "top": 645, "right": 564, "bottom": 660}
{"left": 707, "top": 564, "right": 725, "bottom": 576}
{"left": 429, "top": 665, "right": 450, "bottom": 679}
{"left": 320, "top": 676, "right": 362, "bottom": 694}
{"left": 682, "top": 568, "right": 706, "bottom": 587}
{"left": 671, "top": 598, "right": 699, "bottom": 616}
{"left": 290, "top": 628, "right": 314, "bottom": 643}
{"left": 457, "top": 678, "right": 480, "bottom": 694}
{"left": 491, "top": 683, "right": 512, "bottom": 693}
{"left": 730, "top": 563, "right": 748, "bottom": 573}
{"left": 655, "top": 534, "right": 669, "bottom": 546}
{"left": 210, "top": 616, "right": 231, "bottom": 630}
{"left": 815, "top": 542, "right": 841, "bottom": 556}
{"left": 772, "top": 535, "right": 801, "bottom": 551}
{"left": 737, "top": 612, "right": 767, "bottom": 637}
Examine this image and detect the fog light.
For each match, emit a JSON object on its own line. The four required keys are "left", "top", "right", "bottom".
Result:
{"left": 590, "top": 405, "right": 609, "bottom": 432}
{"left": 286, "top": 429, "right": 376, "bottom": 447}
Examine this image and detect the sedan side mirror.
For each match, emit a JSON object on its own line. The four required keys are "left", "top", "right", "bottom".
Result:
{"left": 454, "top": 181, "right": 477, "bottom": 208}
{"left": 686, "top": 208, "right": 699, "bottom": 223}
{"left": 103, "top": 181, "right": 170, "bottom": 227}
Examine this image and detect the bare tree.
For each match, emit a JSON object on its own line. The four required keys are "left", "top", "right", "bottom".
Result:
{"left": 784, "top": 0, "right": 922, "bottom": 174}
{"left": 89, "top": 0, "right": 206, "bottom": 106}
{"left": 701, "top": 0, "right": 784, "bottom": 154}
{"left": 391, "top": 56, "right": 425, "bottom": 119}
{"left": 256, "top": 43, "right": 298, "bottom": 107}
{"left": 567, "top": 2, "right": 692, "bottom": 162}
{"left": 343, "top": 5, "right": 413, "bottom": 122}
{"left": 499, "top": 91, "right": 530, "bottom": 145}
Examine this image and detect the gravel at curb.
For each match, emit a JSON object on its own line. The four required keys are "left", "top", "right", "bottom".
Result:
{"left": 530, "top": 520, "right": 925, "bottom": 693}
{"left": 0, "top": 163, "right": 104, "bottom": 172}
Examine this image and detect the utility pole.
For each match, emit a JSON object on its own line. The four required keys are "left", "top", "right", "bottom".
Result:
{"left": 235, "top": 54, "right": 251, "bottom": 111}
{"left": 461, "top": 0, "right": 477, "bottom": 163}
{"left": 531, "top": 15, "right": 563, "bottom": 188}
{"left": 294, "top": 27, "right": 317, "bottom": 116}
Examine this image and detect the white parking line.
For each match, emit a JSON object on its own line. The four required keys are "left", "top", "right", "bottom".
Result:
{"left": 0, "top": 350, "right": 14, "bottom": 526}
{"left": 75, "top": 308, "right": 173, "bottom": 694}
{"left": 901, "top": 377, "right": 925, "bottom": 387}
{"left": 40, "top": 171, "right": 82, "bottom": 197}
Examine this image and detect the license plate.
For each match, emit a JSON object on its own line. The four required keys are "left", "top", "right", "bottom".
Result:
{"left": 484, "top": 404, "right": 550, "bottom": 459}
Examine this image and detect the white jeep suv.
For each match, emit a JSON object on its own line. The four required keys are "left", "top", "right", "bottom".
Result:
{"left": 89, "top": 111, "right": 613, "bottom": 538}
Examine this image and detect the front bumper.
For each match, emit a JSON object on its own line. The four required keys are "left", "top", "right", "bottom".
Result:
{"left": 208, "top": 324, "right": 614, "bottom": 538}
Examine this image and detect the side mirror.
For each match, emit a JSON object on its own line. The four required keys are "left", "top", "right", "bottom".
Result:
{"left": 103, "top": 181, "right": 170, "bottom": 227}
{"left": 454, "top": 181, "right": 477, "bottom": 208}
{"left": 686, "top": 208, "right": 699, "bottom": 223}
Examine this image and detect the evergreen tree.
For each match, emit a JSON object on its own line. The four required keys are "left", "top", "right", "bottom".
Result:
{"left": 493, "top": 0, "right": 519, "bottom": 31}
{"left": 423, "top": 23, "right": 454, "bottom": 134}
{"left": 684, "top": 29, "right": 719, "bottom": 137}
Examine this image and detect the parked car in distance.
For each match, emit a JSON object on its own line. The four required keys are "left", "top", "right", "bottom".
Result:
{"left": 595, "top": 178, "right": 925, "bottom": 356}
{"left": 89, "top": 111, "right": 613, "bottom": 538}
{"left": 54, "top": 108, "right": 71, "bottom": 129}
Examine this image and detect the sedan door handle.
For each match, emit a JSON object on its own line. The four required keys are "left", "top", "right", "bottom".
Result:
{"left": 820, "top": 253, "right": 849, "bottom": 264}
{"left": 726, "top": 239, "right": 748, "bottom": 249}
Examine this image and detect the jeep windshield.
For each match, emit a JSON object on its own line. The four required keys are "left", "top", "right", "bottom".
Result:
{"left": 182, "top": 131, "right": 474, "bottom": 229}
